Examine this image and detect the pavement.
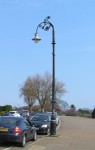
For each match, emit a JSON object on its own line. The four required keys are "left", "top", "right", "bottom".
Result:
{"left": 28, "top": 115, "right": 95, "bottom": 150}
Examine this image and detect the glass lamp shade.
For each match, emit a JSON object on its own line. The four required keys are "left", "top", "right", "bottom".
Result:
{"left": 32, "top": 33, "right": 41, "bottom": 43}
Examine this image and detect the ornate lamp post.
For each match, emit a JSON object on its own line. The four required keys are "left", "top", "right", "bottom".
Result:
{"left": 32, "top": 16, "right": 56, "bottom": 135}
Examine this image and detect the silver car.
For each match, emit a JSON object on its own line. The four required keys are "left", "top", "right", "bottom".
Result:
{"left": 46, "top": 112, "right": 59, "bottom": 126}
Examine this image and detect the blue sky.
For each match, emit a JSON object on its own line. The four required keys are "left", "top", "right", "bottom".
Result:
{"left": 0, "top": 0, "right": 95, "bottom": 109}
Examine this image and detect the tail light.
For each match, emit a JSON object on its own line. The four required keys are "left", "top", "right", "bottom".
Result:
{"left": 13, "top": 127, "right": 21, "bottom": 134}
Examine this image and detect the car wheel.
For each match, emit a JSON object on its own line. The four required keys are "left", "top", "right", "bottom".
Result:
{"left": 20, "top": 135, "right": 26, "bottom": 147}
{"left": 32, "top": 131, "right": 37, "bottom": 141}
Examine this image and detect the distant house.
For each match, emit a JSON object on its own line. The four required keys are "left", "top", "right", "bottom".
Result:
{"left": 65, "top": 108, "right": 77, "bottom": 116}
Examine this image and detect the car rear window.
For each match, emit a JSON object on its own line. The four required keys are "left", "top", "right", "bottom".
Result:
{"left": 0, "top": 117, "right": 20, "bottom": 126}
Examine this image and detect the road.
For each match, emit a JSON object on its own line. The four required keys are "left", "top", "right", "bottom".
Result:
{"left": 27, "top": 116, "right": 95, "bottom": 150}
{"left": 0, "top": 134, "right": 44, "bottom": 150}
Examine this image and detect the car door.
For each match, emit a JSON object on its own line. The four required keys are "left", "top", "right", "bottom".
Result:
{"left": 24, "top": 120, "right": 33, "bottom": 139}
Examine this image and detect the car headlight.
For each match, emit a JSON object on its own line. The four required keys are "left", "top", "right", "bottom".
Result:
{"left": 41, "top": 124, "right": 48, "bottom": 128}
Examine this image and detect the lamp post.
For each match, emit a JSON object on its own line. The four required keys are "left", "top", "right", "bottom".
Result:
{"left": 32, "top": 16, "right": 56, "bottom": 135}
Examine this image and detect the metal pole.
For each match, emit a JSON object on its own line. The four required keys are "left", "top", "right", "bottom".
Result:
{"left": 50, "top": 26, "right": 56, "bottom": 135}
{"left": 32, "top": 16, "right": 56, "bottom": 135}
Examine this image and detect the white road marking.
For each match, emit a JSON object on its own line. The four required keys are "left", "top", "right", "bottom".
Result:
{"left": 3, "top": 147, "right": 13, "bottom": 150}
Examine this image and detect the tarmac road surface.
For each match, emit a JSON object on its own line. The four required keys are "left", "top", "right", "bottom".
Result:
{"left": 0, "top": 134, "right": 43, "bottom": 150}
{"left": 27, "top": 115, "right": 95, "bottom": 150}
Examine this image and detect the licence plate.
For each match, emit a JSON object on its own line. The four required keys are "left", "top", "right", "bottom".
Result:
{"left": 0, "top": 128, "right": 8, "bottom": 132}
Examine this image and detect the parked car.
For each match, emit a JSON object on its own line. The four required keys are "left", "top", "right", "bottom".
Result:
{"left": 21, "top": 110, "right": 29, "bottom": 117}
{"left": 54, "top": 112, "right": 59, "bottom": 126}
{"left": 2, "top": 113, "right": 13, "bottom": 116}
{"left": 9, "top": 111, "right": 21, "bottom": 117}
{"left": 92, "top": 108, "right": 95, "bottom": 118}
{"left": 29, "top": 113, "right": 50, "bottom": 135}
{"left": 20, "top": 111, "right": 29, "bottom": 119}
{"left": 46, "top": 112, "right": 59, "bottom": 126}
{"left": 0, "top": 116, "right": 37, "bottom": 147}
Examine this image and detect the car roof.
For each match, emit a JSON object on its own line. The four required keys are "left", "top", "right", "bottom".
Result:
{"left": 33, "top": 113, "right": 50, "bottom": 116}
{"left": 9, "top": 111, "right": 19, "bottom": 113}
{"left": 3, "top": 112, "right": 11, "bottom": 114}
{"left": 32, "top": 113, "right": 51, "bottom": 120}
{"left": 0, "top": 116, "right": 23, "bottom": 120}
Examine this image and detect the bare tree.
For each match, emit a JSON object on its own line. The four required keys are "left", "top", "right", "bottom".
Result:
{"left": 32, "top": 73, "right": 52, "bottom": 112}
{"left": 20, "top": 77, "right": 36, "bottom": 113}
{"left": 56, "top": 99, "right": 69, "bottom": 112}
{"left": 20, "top": 72, "right": 66, "bottom": 112}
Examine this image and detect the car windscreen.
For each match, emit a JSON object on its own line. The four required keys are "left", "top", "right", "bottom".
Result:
{"left": 10, "top": 112, "right": 15, "bottom": 114}
{"left": 31, "top": 115, "right": 49, "bottom": 122}
{"left": 0, "top": 117, "right": 20, "bottom": 126}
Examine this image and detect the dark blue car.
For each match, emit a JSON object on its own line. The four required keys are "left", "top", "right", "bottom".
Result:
{"left": 2, "top": 113, "right": 12, "bottom": 116}
{"left": 0, "top": 116, "right": 37, "bottom": 147}
{"left": 30, "top": 113, "right": 50, "bottom": 135}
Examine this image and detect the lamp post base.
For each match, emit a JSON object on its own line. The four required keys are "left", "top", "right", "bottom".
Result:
{"left": 50, "top": 115, "right": 56, "bottom": 135}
